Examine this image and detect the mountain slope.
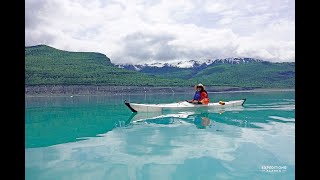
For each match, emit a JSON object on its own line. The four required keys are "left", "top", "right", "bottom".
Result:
{"left": 116, "top": 57, "right": 263, "bottom": 70}
{"left": 25, "top": 45, "right": 186, "bottom": 86}
{"left": 193, "top": 62, "right": 295, "bottom": 87}
{"left": 116, "top": 58, "right": 295, "bottom": 88}
{"left": 116, "top": 57, "right": 269, "bottom": 80}
{"left": 25, "top": 45, "right": 295, "bottom": 88}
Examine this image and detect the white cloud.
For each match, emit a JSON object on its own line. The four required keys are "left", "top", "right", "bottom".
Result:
{"left": 25, "top": 0, "right": 295, "bottom": 63}
{"left": 237, "top": 20, "right": 295, "bottom": 61}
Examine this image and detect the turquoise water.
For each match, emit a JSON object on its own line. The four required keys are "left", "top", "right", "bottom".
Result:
{"left": 25, "top": 90, "right": 295, "bottom": 180}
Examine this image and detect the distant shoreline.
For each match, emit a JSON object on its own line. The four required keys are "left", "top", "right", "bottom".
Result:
{"left": 25, "top": 85, "right": 294, "bottom": 97}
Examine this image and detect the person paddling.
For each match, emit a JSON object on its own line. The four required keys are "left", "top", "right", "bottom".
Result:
{"left": 186, "top": 84, "right": 210, "bottom": 104}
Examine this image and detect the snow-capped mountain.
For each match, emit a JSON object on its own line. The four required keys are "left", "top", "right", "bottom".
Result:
{"left": 115, "top": 57, "right": 264, "bottom": 71}
{"left": 213, "top": 57, "right": 263, "bottom": 64}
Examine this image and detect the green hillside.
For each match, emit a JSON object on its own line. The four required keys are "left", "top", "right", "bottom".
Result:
{"left": 25, "top": 45, "right": 295, "bottom": 88}
{"left": 192, "top": 62, "right": 295, "bottom": 88}
{"left": 140, "top": 66, "right": 195, "bottom": 79}
{"left": 25, "top": 45, "right": 186, "bottom": 86}
{"left": 138, "top": 62, "right": 294, "bottom": 88}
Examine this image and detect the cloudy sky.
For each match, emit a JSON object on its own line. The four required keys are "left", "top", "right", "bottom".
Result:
{"left": 25, "top": 0, "right": 294, "bottom": 64}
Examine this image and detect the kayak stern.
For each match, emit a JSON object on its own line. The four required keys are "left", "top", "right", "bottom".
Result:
{"left": 124, "top": 100, "right": 137, "bottom": 112}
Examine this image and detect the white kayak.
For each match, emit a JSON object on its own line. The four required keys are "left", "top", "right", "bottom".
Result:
{"left": 124, "top": 99, "right": 246, "bottom": 112}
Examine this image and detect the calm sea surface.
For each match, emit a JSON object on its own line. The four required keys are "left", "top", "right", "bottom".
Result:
{"left": 25, "top": 90, "right": 295, "bottom": 180}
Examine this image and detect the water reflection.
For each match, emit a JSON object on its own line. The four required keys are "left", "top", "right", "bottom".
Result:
{"left": 25, "top": 104, "right": 134, "bottom": 148}
{"left": 26, "top": 91, "right": 295, "bottom": 147}
{"left": 26, "top": 110, "right": 295, "bottom": 180}
{"left": 125, "top": 108, "right": 282, "bottom": 130}
{"left": 26, "top": 91, "right": 295, "bottom": 180}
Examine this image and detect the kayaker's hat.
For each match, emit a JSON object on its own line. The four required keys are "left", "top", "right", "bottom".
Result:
{"left": 195, "top": 83, "right": 205, "bottom": 90}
